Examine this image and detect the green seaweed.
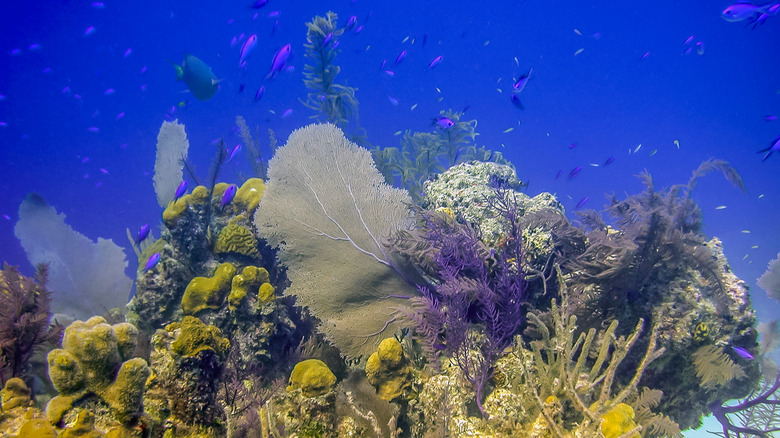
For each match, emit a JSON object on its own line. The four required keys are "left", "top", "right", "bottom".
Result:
{"left": 371, "top": 109, "right": 511, "bottom": 201}
{"left": 302, "top": 12, "right": 362, "bottom": 138}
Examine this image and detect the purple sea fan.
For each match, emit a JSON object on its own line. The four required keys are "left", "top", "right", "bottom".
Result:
{"left": 0, "top": 263, "right": 63, "bottom": 385}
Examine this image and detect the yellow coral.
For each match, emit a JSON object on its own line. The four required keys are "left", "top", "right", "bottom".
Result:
{"left": 214, "top": 223, "right": 259, "bottom": 258}
{"left": 169, "top": 316, "right": 231, "bottom": 358}
{"left": 181, "top": 263, "right": 236, "bottom": 315}
{"left": 597, "top": 403, "right": 641, "bottom": 438}
{"left": 365, "top": 338, "right": 412, "bottom": 401}
{"left": 287, "top": 359, "right": 336, "bottom": 397}
{"left": 257, "top": 282, "right": 275, "bottom": 303}
{"left": 235, "top": 178, "right": 266, "bottom": 212}
{"left": 161, "top": 185, "right": 209, "bottom": 228}
{"left": 694, "top": 322, "right": 710, "bottom": 342}
{"left": 1, "top": 377, "right": 32, "bottom": 409}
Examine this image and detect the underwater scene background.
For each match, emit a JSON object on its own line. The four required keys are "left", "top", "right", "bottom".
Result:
{"left": 1, "top": 0, "right": 779, "bottom": 436}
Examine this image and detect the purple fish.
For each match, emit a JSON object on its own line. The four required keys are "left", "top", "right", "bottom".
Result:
{"left": 281, "top": 108, "right": 293, "bottom": 118}
{"left": 322, "top": 32, "right": 333, "bottom": 47}
{"left": 569, "top": 142, "right": 577, "bottom": 149}
{"left": 427, "top": 55, "right": 443, "bottom": 70}
{"left": 124, "top": 48, "right": 132, "bottom": 57}
{"left": 239, "top": 82, "right": 245, "bottom": 93}
{"left": 346, "top": 15, "right": 358, "bottom": 30}
{"left": 758, "top": 134, "right": 780, "bottom": 161}
{"left": 250, "top": 0, "right": 269, "bottom": 8}
{"left": 433, "top": 116, "right": 455, "bottom": 129}
{"left": 266, "top": 43, "right": 292, "bottom": 80}
{"left": 765, "top": 115, "right": 778, "bottom": 121}
{"left": 604, "top": 155, "right": 616, "bottom": 166}
{"left": 555, "top": 170, "right": 563, "bottom": 180}
{"left": 84, "top": 26, "right": 96, "bottom": 37}
{"left": 174, "top": 180, "right": 188, "bottom": 201}
{"left": 221, "top": 184, "right": 238, "bottom": 208}
{"left": 383, "top": 70, "right": 395, "bottom": 77}
{"left": 732, "top": 346, "right": 754, "bottom": 360}
{"left": 239, "top": 34, "right": 258, "bottom": 65}
{"left": 144, "top": 252, "right": 161, "bottom": 270}
{"left": 254, "top": 85, "right": 265, "bottom": 101}
{"left": 227, "top": 144, "right": 241, "bottom": 162}
{"left": 512, "top": 67, "right": 533, "bottom": 93}
{"left": 387, "top": 95, "right": 399, "bottom": 106}
{"left": 395, "top": 50, "right": 407, "bottom": 65}
{"left": 510, "top": 94, "right": 524, "bottom": 110}
{"left": 116, "top": 112, "right": 125, "bottom": 120}
{"left": 568, "top": 166, "right": 583, "bottom": 179}
{"left": 355, "top": 25, "right": 364, "bottom": 34}
{"left": 575, "top": 197, "right": 589, "bottom": 209}
{"left": 136, "top": 224, "right": 151, "bottom": 243}
{"left": 722, "top": 2, "right": 779, "bottom": 25}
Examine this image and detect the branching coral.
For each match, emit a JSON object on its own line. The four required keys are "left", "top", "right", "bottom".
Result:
{"left": 0, "top": 263, "right": 62, "bottom": 386}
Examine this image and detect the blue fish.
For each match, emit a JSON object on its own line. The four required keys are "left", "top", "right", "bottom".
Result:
{"left": 239, "top": 34, "right": 258, "bottom": 65}
{"left": 732, "top": 346, "right": 754, "bottom": 360}
{"left": 510, "top": 94, "right": 524, "bottom": 110}
{"left": 758, "top": 134, "right": 780, "bottom": 161}
{"left": 221, "top": 184, "right": 238, "bottom": 208}
{"left": 266, "top": 44, "right": 292, "bottom": 80}
{"left": 144, "top": 252, "right": 161, "bottom": 270}
{"left": 136, "top": 224, "right": 151, "bottom": 244}
{"left": 722, "top": 2, "right": 779, "bottom": 26}
{"left": 171, "top": 54, "right": 219, "bottom": 101}
{"left": 512, "top": 67, "right": 533, "bottom": 93}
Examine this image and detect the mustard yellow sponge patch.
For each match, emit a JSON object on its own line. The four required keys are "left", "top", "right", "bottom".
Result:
{"left": 181, "top": 263, "right": 236, "bottom": 315}
{"left": 287, "top": 359, "right": 336, "bottom": 398}
{"left": 365, "top": 338, "right": 412, "bottom": 401}
{"left": 170, "top": 316, "right": 230, "bottom": 358}
{"left": 596, "top": 403, "right": 640, "bottom": 438}
{"left": 235, "top": 178, "right": 266, "bottom": 212}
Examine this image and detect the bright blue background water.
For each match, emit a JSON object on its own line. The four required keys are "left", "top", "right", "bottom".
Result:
{"left": 1, "top": 1, "right": 778, "bottom": 433}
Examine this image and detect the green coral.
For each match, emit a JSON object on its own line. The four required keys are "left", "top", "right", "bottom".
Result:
{"left": 287, "top": 359, "right": 337, "bottom": 398}
{"left": 45, "top": 317, "right": 149, "bottom": 430}
{"left": 169, "top": 316, "right": 230, "bottom": 358}
{"left": 214, "top": 222, "right": 259, "bottom": 258}
{"left": 365, "top": 338, "right": 412, "bottom": 401}
{"left": 180, "top": 263, "right": 236, "bottom": 315}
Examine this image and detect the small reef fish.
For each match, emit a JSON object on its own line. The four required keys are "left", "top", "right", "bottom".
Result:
{"left": 174, "top": 180, "right": 188, "bottom": 201}
{"left": 266, "top": 44, "right": 292, "bottom": 80}
{"left": 345, "top": 15, "right": 358, "bottom": 31}
{"left": 250, "top": 0, "right": 269, "bottom": 8}
{"left": 674, "top": 139, "right": 681, "bottom": 149}
{"left": 322, "top": 32, "right": 333, "bottom": 47}
{"left": 731, "top": 346, "right": 754, "bottom": 360}
{"left": 145, "top": 253, "right": 161, "bottom": 270}
{"left": 575, "top": 197, "right": 589, "bottom": 209}
{"left": 568, "top": 166, "right": 583, "bottom": 179}
{"left": 221, "top": 184, "right": 238, "bottom": 208}
{"left": 510, "top": 94, "right": 524, "bottom": 110}
{"left": 604, "top": 156, "right": 616, "bottom": 166}
{"left": 136, "top": 224, "right": 151, "bottom": 244}
{"left": 433, "top": 116, "right": 454, "bottom": 129}
{"left": 171, "top": 54, "right": 219, "bottom": 101}
{"left": 757, "top": 134, "right": 780, "bottom": 161}
{"left": 427, "top": 55, "right": 443, "bottom": 70}
{"left": 715, "top": 205, "right": 728, "bottom": 210}
{"left": 722, "top": 2, "right": 780, "bottom": 26}
{"left": 254, "top": 86, "right": 265, "bottom": 101}
{"left": 766, "top": 115, "right": 778, "bottom": 121}
{"left": 503, "top": 127, "right": 514, "bottom": 133}
{"left": 395, "top": 50, "right": 407, "bottom": 65}
{"left": 227, "top": 144, "right": 241, "bottom": 162}
{"left": 512, "top": 67, "right": 533, "bottom": 93}
{"left": 239, "top": 34, "right": 258, "bottom": 65}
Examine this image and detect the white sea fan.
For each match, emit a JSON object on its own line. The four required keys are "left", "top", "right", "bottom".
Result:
{"left": 254, "top": 123, "right": 419, "bottom": 359}
{"left": 14, "top": 194, "right": 132, "bottom": 321}
{"left": 758, "top": 253, "right": 780, "bottom": 303}
{"left": 153, "top": 119, "right": 189, "bottom": 208}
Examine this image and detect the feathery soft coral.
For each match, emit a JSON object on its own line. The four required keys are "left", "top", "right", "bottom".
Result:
{"left": 0, "top": 263, "right": 62, "bottom": 385}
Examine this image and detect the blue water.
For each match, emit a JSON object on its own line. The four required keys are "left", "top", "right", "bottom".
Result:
{"left": 1, "top": 1, "right": 778, "bottom": 434}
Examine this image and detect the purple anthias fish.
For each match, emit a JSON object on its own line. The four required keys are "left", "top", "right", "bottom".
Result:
{"left": 227, "top": 144, "right": 241, "bottom": 162}
{"left": 254, "top": 85, "right": 265, "bottom": 101}
{"left": 732, "top": 346, "right": 754, "bottom": 360}
{"left": 575, "top": 197, "right": 589, "bottom": 209}
{"left": 239, "top": 34, "right": 258, "bottom": 65}
{"left": 395, "top": 50, "right": 407, "bottom": 65}
{"left": 250, "top": 0, "right": 268, "bottom": 8}
{"left": 221, "top": 184, "right": 238, "bottom": 208}
{"left": 604, "top": 155, "right": 616, "bottom": 166}
{"left": 433, "top": 116, "right": 455, "bottom": 129}
{"left": 512, "top": 67, "right": 533, "bottom": 93}
{"left": 722, "top": 2, "right": 780, "bottom": 26}
{"left": 345, "top": 15, "right": 358, "bottom": 31}
{"left": 427, "top": 55, "right": 443, "bottom": 70}
{"left": 322, "top": 32, "right": 333, "bottom": 47}
{"left": 569, "top": 166, "right": 583, "bottom": 179}
{"left": 136, "top": 223, "right": 151, "bottom": 244}
{"left": 174, "top": 180, "right": 188, "bottom": 201}
{"left": 758, "top": 134, "right": 780, "bottom": 161}
{"left": 144, "top": 252, "right": 161, "bottom": 270}
{"left": 266, "top": 43, "right": 292, "bottom": 80}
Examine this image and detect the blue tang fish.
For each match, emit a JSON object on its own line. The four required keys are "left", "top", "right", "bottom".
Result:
{"left": 171, "top": 54, "right": 219, "bottom": 101}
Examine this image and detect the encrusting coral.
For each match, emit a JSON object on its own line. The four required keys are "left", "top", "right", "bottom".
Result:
{"left": 365, "top": 338, "right": 412, "bottom": 401}
{"left": 180, "top": 263, "right": 236, "bottom": 315}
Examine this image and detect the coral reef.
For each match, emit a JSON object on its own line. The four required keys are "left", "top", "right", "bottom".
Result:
{"left": 144, "top": 317, "right": 230, "bottom": 437}
{"left": 45, "top": 316, "right": 150, "bottom": 435}
{"left": 287, "top": 359, "right": 337, "bottom": 398}
{"left": 181, "top": 263, "right": 237, "bottom": 315}
{"left": 364, "top": 338, "right": 412, "bottom": 401}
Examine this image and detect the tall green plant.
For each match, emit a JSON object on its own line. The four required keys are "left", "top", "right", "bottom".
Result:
{"left": 302, "top": 12, "right": 360, "bottom": 134}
